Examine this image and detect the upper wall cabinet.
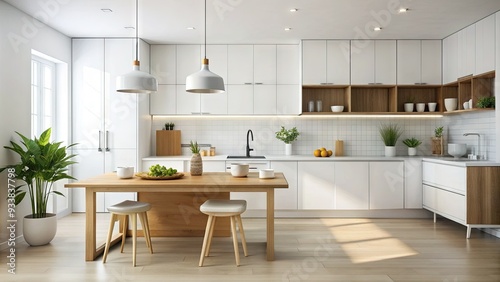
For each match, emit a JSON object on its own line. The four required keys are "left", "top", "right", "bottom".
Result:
{"left": 351, "top": 40, "right": 396, "bottom": 85}
{"left": 458, "top": 25, "right": 476, "bottom": 78}
{"left": 443, "top": 33, "right": 459, "bottom": 84}
{"left": 475, "top": 14, "right": 495, "bottom": 75}
{"left": 302, "top": 40, "right": 350, "bottom": 85}
{"left": 151, "top": 45, "right": 176, "bottom": 84}
{"left": 397, "top": 40, "right": 442, "bottom": 85}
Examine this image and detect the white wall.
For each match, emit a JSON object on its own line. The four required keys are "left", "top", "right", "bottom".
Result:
{"left": 0, "top": 1, "right": 71, "bottom": 248}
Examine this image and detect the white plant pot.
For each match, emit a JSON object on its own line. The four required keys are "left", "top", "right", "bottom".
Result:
{"left": 404, "top": 103, "right": 414, "bottom": 112}
{"left": 23, "top": 213, "right": 57, "bottom": 246}
{"left": 385, "top": 146, "right": 396, "bottom": 157}
{"left": 285, "top": 143, "right": 292, "bottom": 156}
{"left": 408, "top": 147, "right": 417, "bottom": 156}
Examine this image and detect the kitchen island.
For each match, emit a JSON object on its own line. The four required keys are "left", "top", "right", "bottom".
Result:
{"left": 65, "top": 172, "right": 288, "bottom": 261}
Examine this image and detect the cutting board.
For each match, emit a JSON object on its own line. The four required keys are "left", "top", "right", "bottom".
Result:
{"left": 156, "top": 130, "right": 181, "bottom": 156}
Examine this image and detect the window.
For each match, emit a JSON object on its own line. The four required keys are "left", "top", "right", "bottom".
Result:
{"left": 31, "top": 55, "right": 56, "bottom": 137}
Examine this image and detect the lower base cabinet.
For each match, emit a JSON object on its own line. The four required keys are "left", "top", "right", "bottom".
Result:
{"left": 334, "top": 162, "right": 369, "bottom": 209}
{"left": 369, "top": 162, "right": 404, "bottom": 209}
{"left": 298, "top": 162, "right": 336, "bottom": 209}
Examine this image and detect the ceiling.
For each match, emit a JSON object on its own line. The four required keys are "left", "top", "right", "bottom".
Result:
{"left": 4, "top": 0, "right": 500, "bottom": 44}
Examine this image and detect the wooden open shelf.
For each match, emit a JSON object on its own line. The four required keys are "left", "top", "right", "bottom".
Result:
{"left": 301, "top": 71, "right": 495, "bottom": 115}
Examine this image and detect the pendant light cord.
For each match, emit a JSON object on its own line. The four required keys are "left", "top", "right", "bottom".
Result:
{"left": 135, "top": 0, "right": 139, "bottom": 61}
{"left": 204, "top": 0, "right": 207, "bottom": 60}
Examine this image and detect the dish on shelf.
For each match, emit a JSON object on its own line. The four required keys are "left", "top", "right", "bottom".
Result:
{"left": 331, "top": 105, "right": 344, "bottom": 112}
{"left": 135, "top": 172, "right": 184, "bottom": 180}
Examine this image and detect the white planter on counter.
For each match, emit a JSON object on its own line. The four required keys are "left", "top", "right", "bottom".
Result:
{"left": 385, "top": 146, "right": 396, "bottom": 157}
{"left": 285, "top": 144, "right": 292, "bottom": 155}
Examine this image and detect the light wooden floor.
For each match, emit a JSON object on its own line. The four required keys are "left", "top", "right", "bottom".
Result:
{"left": 1, "top": 213, "right": 500, "bottom": 282}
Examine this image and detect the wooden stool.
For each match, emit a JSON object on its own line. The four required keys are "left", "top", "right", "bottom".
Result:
{"left": 102, "top": 200, "right": 153, "bottom": 267}
{"left": 199, "top": 199, "right": 248, "bottom": 267}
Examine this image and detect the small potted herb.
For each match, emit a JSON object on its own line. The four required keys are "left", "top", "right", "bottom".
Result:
{"left": 432, "top": 126, "right": 444, "bottom": 155}
{"left": 402, "top": 137, "right": 422, "bottom": 156}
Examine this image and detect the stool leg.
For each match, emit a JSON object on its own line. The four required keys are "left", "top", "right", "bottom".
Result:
{"left": 103, "top": 213, "right": 117, "bottom": 263}
{"left": 205, "top": 216, "right": 217, "bottom": 257}
{"left": 120, "top": 215, "right": 128, "bottom": 253}
{"left": 139, "top": 212, "right": 153, "bottom": 254}
{"left": 131, "top": 213, "right": 137, "bottom": 267}
{"left": 199, "top": 215, "right": 214, "bottom": 267}
{"left": 230, "top": 216, "right": 241, "bottom": 266}
{"left": 236, "top": 215, "right": 248, "bottom": 257}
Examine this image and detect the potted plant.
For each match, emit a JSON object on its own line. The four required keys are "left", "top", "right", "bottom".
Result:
{"left": 0, "top": 128, "right": 77, "bottom": 246}
{"left": 189, "top": 140, "right": 202, "bottom": 176}
{"left": 275, "top": 126, "right": 299, "bottom": 155}
{"left": 432, "top": 126, "right": 444, "bottom": 155}
{"left": 402, "top": 137, "right": 422, "bottom": 156}
{"left": 379, "top": 123, "right": 403, "bottom": 157}
{"left": 476, "top": 96, "right": 495, "bottom": 108}
{"left": 404, "top": 96, "right": 415, "bottom": 112}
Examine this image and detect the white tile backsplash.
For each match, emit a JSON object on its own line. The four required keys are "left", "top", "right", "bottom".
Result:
{"left": 151, "top": 112, "right": 496, "bottom": 159}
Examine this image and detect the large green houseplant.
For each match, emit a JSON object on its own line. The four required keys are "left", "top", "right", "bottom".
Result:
{"left": 0, "top": 128, "right": 77, "bottom": 245}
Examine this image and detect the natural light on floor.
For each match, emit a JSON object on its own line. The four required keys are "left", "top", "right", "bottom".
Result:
{"left": 321, "top": 218, "right": 418, "bottom": 264}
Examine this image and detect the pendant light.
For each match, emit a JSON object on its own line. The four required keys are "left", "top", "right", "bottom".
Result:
{"left": 185, "top": 0, "right": 225, "bottom": 93}
{"left": 116, "top": 0, "right": 158, "bottom": 93}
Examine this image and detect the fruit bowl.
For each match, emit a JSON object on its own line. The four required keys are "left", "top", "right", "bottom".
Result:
{"left": 331, "top": 105, "right": 344, "bottom": 112}
{"left": 448, "top": 143, "right": 467, "bottom": 158}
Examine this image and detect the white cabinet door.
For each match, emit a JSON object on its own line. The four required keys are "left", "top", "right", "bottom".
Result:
{"left": 375, "top": 40, "right": 396, "bottom": 84}
{"left": 206, "top": 45, "right": 228, "bottom": 83}
{"left": 150, "top": 85, "right": 176, "bottom": 114}
{"left": 254, "top": 45, "right": 276, "bottom": 85}
{"left": 151, "top": 45, "right": 176, "bottom": 84}
{"left": 327, "top": 40, "right": 350, "bottom": 84}
{"left": 334, "top": 162, "right": 369, "bottom": 210}
{"left": 443, "top": 33, "right": 459, "bottom": 84}
{"left": 404, "top": 158, "right": 423, "bottom": 209}
{"left": 71, "top": 149, "right": 105, "bottom": 212}
{"left": 457, "top": 25, "right": 475, "bottom": 77}
{"left": 227, "top": 85, "right": 253, "bottom": 114}
{"left": 298, "top": 162, "right": 335, "bottom": 209}
{"left": 228, "top": 45, "right": 253, "bottom": 85}
{"left": 351, "top": 40, "right": 375, "bottom": 84}
{"left": 176, "top": 85, "right": 200, "bottom": 114}
{"left": 277, "top": 45, "right": 299, "bottom": 85}
{"left": 422, "top": 184, "right": 436, "bottom": 211}
{"left": 397, "top": 40, "right": 421, "bottom": 85}
{"left": 302, "top": 40, "right": 327, "bottom": 84}
{"left": 202, "top": 161, "right": 226, "bottom": 172}
{"left": 200, "top": 92, "right": 228, "bottom": 114}
{"left": 421, "top": 40, "right": 442, "bottom": 84}
{"left": 271, "top": 161, "right": 298, "bottom": 210}
{"left": 369, "top": 161, "right": 404, "bottom": 209}
{"left": 277, "top": 85, "right": 301, "bottom": 115}
{"left": 422, "top": 162, "right": 466, "bottom": 194}
{"left": 475, "top": 14, "right": 495, "bottom": 74}
{"left": 176, "top": 45, "right": 201, "bottom": 85}
{"left": 254, "top": 85, "right": 276, "bottom": 114}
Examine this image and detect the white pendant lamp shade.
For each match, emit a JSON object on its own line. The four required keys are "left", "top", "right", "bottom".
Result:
{"left": 186, "top": 58, "right": 225, "bottom": 93}
{"left": 117, "top": 61, "right": 158, "bottom": 93}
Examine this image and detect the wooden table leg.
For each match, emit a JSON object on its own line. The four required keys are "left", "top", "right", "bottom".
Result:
{"left": 266, "top": 189, "right": 275, "bottom": 261}
{"left": 85, "top": 188, "right": 97, "bottom": 261}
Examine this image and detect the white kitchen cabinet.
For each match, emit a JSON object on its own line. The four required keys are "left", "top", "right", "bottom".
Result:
{"left": 229, "top": 161, "right": 270, "bottom": 210}
{"left": 475, "top": 14, "right": 496, "bottom": 74}
{"left": 271, "top": 161, "right": 298, "bottom": 210}
{"left": 254, "top": 85, "right": 277, "bottom": 114}
{"left": 369, "top": 161, "right": 404, "bottom": 209}
{"left": 443, "top": 32, "right": 459, "bottom": 84}
{"left": 334, "top": 162, "right": 369, "bottom": 210}
{"left": 302, "top": 40, "right": 350, "bottom": 85}
{"left": 457, "top": 25, "right": 476, "bottom": 77}
{"left": 151, "top": 45, "right": 176, "bottom": 84}
{"left": 277, "top": 45, "right": 299, "bottom": 85}
{"left": 176, "top": 45, "right": 201, "bottom": 85}
{"left": 397, "top": 40, "right": 441, "bottom": 85}
{"left": 227, "top": 45, "right": 253, "bottom": 84}
{"left": 227, "top": 85, "right": 253, "bottom": 115}
{"left": 200, "top": 45, "right": 228, "bottom": 115}
{"left": 150, "top": 85, "right": 176, "bottom": 115}
{"left": 176, "top": 85, "right": 201, "bottom": 114}
{"left": 277, "top": 85, "right": 301, "bottom": 115}
{"left": 351, "top": 40, "right": 396, "bottom": 85}
{"left": 298, "top": 162, "right": 335, "bottom": 209}
{"left": 404, "top": 158, "right": 423, "bottom": 209}
{"left": 254, "top": 45, "right": 276, "bottom": 84}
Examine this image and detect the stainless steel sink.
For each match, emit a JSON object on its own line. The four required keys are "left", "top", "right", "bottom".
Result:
{"left": 227, "top": 155, "right": 266, "bottom": 159}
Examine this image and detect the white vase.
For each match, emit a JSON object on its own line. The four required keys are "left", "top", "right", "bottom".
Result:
{"left": 385, "top": 146, "right": 396, "bottom": 157}
{"left": 408, "top": 147, "right": 417, "bottom": 156}
{"left": 23, "top": 213, "right": 57, "bottom": 246}
{"left": 285, "top": 143, "right": 292, "bottom": 156}
{"left": 404, "top": 103, "right": 414, "bottom": 112}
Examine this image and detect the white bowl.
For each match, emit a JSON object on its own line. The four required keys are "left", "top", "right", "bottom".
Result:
{"left": 230, "top": 163, "right": 249, "bottom": 177}
{"left": 444, "top": 98, "right": 457, "bottom": 112}
{"left": 331, "top": 105, "right": 344, "bottom": 112}
{"left": 117, "top": 167, "right": 134, "bottom": 179}
{"left": 259, "top": 169, "right": 275, "bottom": 179}
{"left": 448, "top": 143, "right": 467, "bottom": 158}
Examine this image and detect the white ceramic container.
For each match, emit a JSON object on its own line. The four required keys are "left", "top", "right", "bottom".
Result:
{"left": 416, "top": 103, "right": 425, "bottom": 112}
{"left": 444, "top": 98, "right": 457, "bottom": 112}
{"left": 259, "top": 169, "right": 275, "bottom": 179}
{"left": 117, "top": 167, "right": 134, "bottom": 178}
{"left": 428, "top": 102, "right": 437, "bottom": 112}
{"left": 448, "top": 143, "right": 467, "bottom": 158}
{"left": 331, "top": 105, "right": 344, "bottom": 112}
{"left": 230, "top": 163, "right": 249, "bottom": 177}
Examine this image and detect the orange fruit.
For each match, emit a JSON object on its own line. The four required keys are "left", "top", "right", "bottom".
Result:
{"left": 320, "top": 147, "right": 326, "bottom": 151}
{"left": 313, "top": 149, "right": 321, "bottom": 157}
{"left": 321, "top": 150, "right": 328, "bottom": 157}
{"left": 327, "top": 150, "right": 333, "bottom": 157}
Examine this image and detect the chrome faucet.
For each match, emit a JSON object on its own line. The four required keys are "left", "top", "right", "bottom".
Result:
{"left": 246, "top": 129, "right": 254, "bottom": 157}
{"left": 463, "top": 133, "right": 481, "bottom": 160}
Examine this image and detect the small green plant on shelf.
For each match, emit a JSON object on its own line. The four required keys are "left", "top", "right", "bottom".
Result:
{"left": 275, "top": 126, "right": 300, "bottom": 144}
{"left": 476, "top": 96, "right": 495, "bottom": 108}
{"left": 402, "top": 137, "right": 422, "bottom": 148}
{"left": 378, "top": 123, "right": 403, "bottom": 146}
{"left": 190, "top": 140, "right": 200, "bottom": 154}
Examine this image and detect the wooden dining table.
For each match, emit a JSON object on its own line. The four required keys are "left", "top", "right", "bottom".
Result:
{"left": 64, "top": 172, "right": 288, "bottom": 261}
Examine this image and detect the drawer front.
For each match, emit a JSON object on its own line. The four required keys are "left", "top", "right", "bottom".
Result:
{"left": 422, "top": 184, "right": 437, "bottom": 210}
{"left": 436, "top": 188, "right": 466, "bottom": 223}
{"left": 422, "top": 162, "right": 466, "bottom": 193}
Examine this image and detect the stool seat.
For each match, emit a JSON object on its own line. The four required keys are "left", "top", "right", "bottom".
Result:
{"left": 199, "top": 199, "right": 248, "bottom": 267}
{"left": 200, "top": 199, "right": 247, "bottom": 214}
{"left": 107, "top": 200, "right": 151, "bottom": 214}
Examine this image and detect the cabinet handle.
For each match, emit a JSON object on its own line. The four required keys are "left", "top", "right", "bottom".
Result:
{"left": 244, "top": 82, "right": 253, "bottom": 85}
{"left": 105, "top": 131, "right": 110, "bottom": 152}
{"left": 98, "top": 131, "right": 103, "bottom": 152}
{"left": 254, "top": 82, "right": 263, "bottom": 85}
{"left": 320, "top": 83, "right": 334, "bottom": 85}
